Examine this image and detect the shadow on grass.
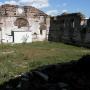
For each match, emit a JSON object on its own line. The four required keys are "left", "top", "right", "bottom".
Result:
{"left": 0, "top": 55, "right": 90, "bottom": 90}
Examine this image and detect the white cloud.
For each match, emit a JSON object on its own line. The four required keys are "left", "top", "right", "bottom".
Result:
{"left": 46, "top": 9, "right": 68, "bottom": 16}
{"left": 62, "top": 9, "right": 68, "bottom": 13}
{"left": 46, "top": 10, "right": 60, "bottom": 16}
{"left": 3, "top": 0, "right": 49, "bottom": 9}
{"left": 5, "top": 0, "right": 18, "bottom": 5}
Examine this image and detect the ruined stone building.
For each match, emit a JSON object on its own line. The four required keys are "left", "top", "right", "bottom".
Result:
{"left": 0, "top": 4, "right": 50, "bottom": 43}
{"left": 48, "top": 13, "right": 90, "bottom": 47}
{"left": 0, "top": 4, "right": 90, "bottom": 46}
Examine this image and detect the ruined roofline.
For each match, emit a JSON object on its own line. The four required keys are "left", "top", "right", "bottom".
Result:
{"left": 53, "top": 12, "right": 86, "bottom": 19}
{"left": 0, "top": 4, "right": 48, "bottom": 17}
{"left": 0, "top": 4, "right": 17, "bottom": 7}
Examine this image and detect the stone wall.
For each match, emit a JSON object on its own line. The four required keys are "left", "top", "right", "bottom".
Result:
{"left": 0, "top": 4, "right": 50, "bottom": 43}
{"left": 48, "top": 13, "right": 90, "bottom": 47}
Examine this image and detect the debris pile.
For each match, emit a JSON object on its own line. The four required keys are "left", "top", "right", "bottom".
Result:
{"left": 0, "top": 55, "right": 90, "bottom": 90}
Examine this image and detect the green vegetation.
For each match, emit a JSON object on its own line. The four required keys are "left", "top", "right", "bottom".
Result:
{"left": 0, "top": 41, "right": 90, "bottom": 84}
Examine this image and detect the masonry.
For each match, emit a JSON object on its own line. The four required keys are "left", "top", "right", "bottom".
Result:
{"left": 0, "top": 4, "right": 50, "bottom": 43}
{"left": 0, "top": 4, "right": 90, "bottom": 46}
{"left": 48, "top": 13, "right": 90, "bottom": 47}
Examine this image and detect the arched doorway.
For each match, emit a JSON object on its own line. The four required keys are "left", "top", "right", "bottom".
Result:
{"left": 14, "top": 18, "right": 29, "bottom": 29}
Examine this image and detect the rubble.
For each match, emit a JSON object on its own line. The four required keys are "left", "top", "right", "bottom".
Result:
{"left": 0, "top": 55, "right": 90, "bottom": 90}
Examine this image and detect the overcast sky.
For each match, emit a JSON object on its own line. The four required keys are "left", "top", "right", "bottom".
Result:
{"left": 0, "top": 0, "right": 90, "bottom": 17}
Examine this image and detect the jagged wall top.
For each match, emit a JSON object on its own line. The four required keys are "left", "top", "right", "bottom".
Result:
{"left": 0, "top": 4, "right": 47, "bottom": 17}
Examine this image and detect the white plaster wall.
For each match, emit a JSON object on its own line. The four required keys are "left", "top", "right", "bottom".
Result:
{"left": 0, "top": 17, "right": 16, "bottom": 43}
{"left": 2, "top": 35, "right": 13, "bottom": 43}
{"left": 2, "top": 17, "right": 16, "bottom": 34}
{"left": 31, "top": 23, "right": 40, "bottom": 34}
{"left": 38, "top": 30, "right": 47, "bottom": 41}
{"left": 28, "top": 16, "right": 50, "bottom": 41}
{"left": 0, "top": 15, "right": 50, "bottom": 43}
{"left": 28, "top": 17, "right": 47, "bottom": 41}
{"left": 14, "top": 31, "right": 32, "bottom": 43}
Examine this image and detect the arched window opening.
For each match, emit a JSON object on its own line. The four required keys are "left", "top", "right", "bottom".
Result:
{"left": 14, "top": 18, "right": 29, "bottom": 28}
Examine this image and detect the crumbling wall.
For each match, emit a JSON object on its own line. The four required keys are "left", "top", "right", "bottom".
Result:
{"left": 85, "top": 19, "right": 90, "bottom": 44}
{"left": 0, "top": 4, "right": 50, "bottom": 43}
{"left": 48, "top": 13, "right": 90, "bottom": 47}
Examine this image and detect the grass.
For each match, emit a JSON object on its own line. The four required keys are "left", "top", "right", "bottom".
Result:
{"left": 0, "top": 41, "right": 90, "bottom": 84}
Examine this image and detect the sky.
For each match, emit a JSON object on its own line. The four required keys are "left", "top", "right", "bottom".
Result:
{"left": 0, "top": 0, "right": 90, "bottom": 18}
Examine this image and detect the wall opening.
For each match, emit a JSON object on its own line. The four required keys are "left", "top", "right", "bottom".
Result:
{"left": 71, "top": 19, "right": 75, "bottom": 28}
{"left": 40, "top": 30, "right": 43, "bottom": 35}
{"left": 14, "top": 18, "right": 29, "bottom": 28}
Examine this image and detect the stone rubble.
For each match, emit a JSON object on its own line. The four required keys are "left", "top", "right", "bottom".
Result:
{"left": 0, "top": 55, "right": 90, "bottom": 90}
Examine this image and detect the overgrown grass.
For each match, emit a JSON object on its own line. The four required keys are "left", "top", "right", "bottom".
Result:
{"left": 0, "top": 41, "right": 90, "bottom": 84}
